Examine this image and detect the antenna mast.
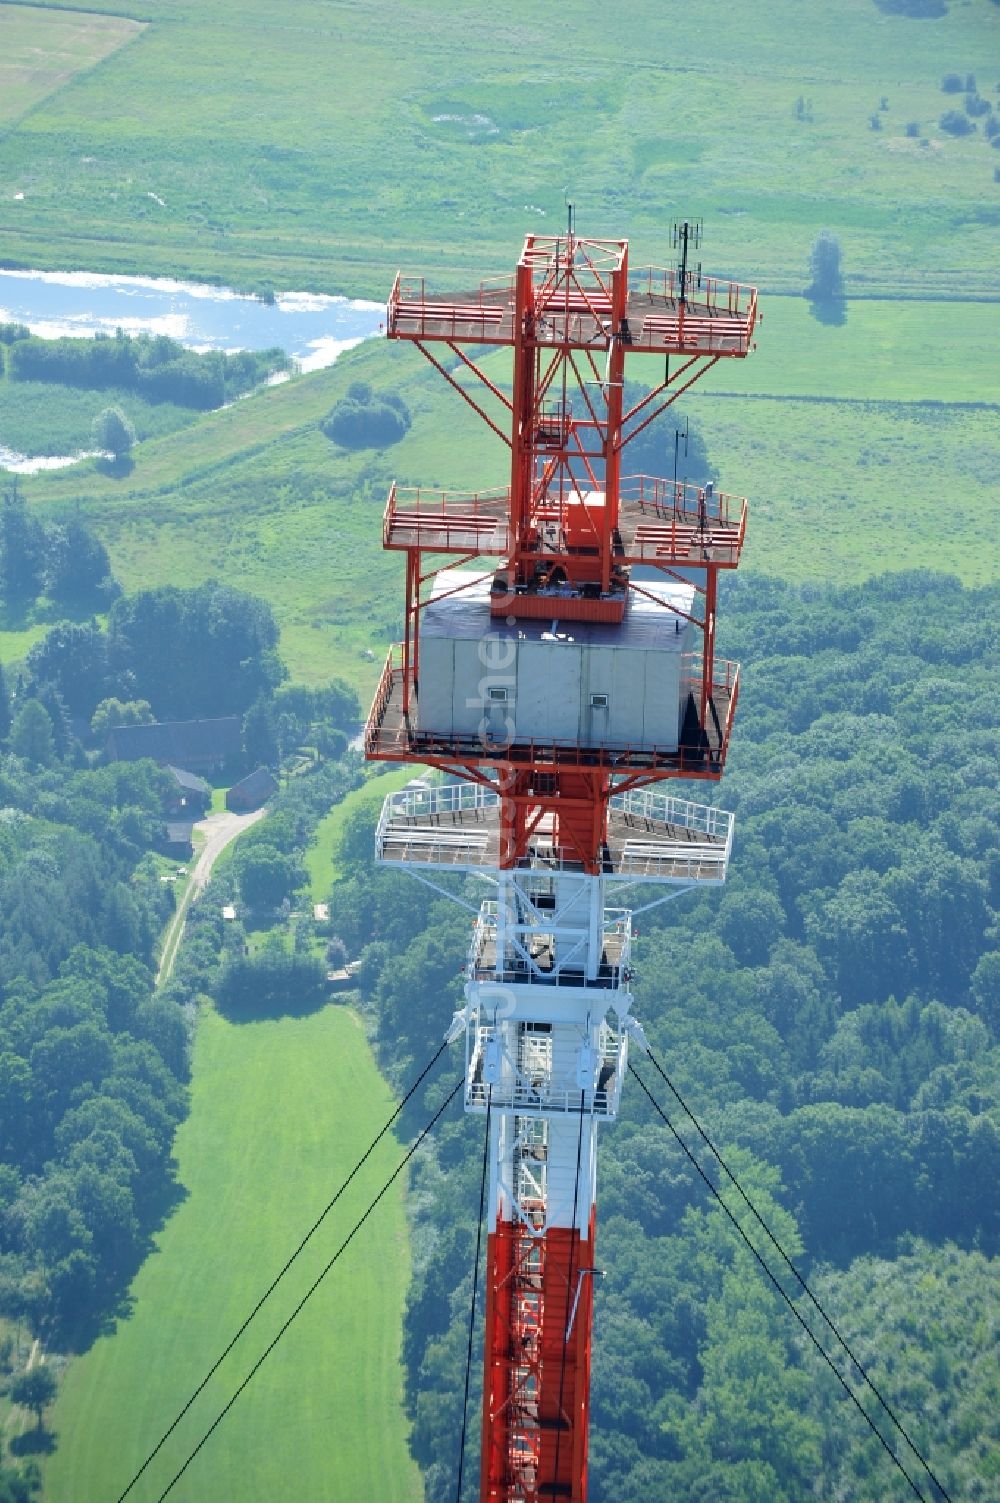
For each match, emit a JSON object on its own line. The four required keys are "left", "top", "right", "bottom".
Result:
{"left": 366, "top": 223, "right": 758, "bottom": 1501}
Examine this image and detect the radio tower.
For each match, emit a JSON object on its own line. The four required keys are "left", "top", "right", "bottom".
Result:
{"left": 365, "top": 221, "right": 758, "bottom": 1502}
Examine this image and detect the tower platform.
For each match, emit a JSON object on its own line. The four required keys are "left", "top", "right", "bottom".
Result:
{"left": 375, "top": 785, "right": 733, "bottom": 885}
{"left": 365, "top": 649, "right": 738, "bottom": 776}
{"left": 381, "top": 479, "right": 748, "bottom": 570}
{"left": 387, "top": 267, "right": 757, "bottom": 356}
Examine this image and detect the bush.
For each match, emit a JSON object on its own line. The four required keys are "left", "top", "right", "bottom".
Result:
{"left": 320, "top": 386, "right": 412, "bottom": 450}
{"left": 939, "top": 109, "right": 975, "bottom": 135}
{"left": 7, "top": 330, "right": 289, "bottom": 410}
{"left": 92, "top": 405, "right": 136, "bottom": 459}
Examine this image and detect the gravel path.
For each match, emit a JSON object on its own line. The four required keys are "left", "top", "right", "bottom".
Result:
{"left": 156, "top": 807, "right": 267, "bottom": 986}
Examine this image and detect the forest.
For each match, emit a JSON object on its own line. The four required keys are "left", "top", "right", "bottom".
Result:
{"left": 0, "top": 513, "right": 364, "bottom": 1496}
{"left": 330, "top": 569, "right": 1000, "bottom": 1503}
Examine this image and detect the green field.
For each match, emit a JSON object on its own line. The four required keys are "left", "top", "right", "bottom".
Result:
{"left": 0, "top": 372, "right": 202, "bottom": 456}
{"left": 5, "top": 292, "right": 997, "bottom": 693}
{"left": 0, "top": 3, "right": 143, "bottom": 124}
{"left": 0, "top": 0, "right": 997, "bottom": 298}
{"left": 305, "top": 767, "right": 415, "bottom": 903}
{"left": 43, "top": 1004, "right": 423, "bottom": 1503}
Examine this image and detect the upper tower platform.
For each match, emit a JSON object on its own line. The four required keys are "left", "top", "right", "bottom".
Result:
{"left": 370, "top": 226, "right": 756, "bottom": 868}
{"left": 388, "top": 234, "right": 757, "bottom": 357}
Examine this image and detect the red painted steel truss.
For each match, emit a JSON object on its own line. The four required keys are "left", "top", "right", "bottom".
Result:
{"left": 367, "top": 231, "right": 757, "bottom": 1503}
{"left": 369, "top": 231, "right": 756, "bottom": 873}
{"left": 481, "top": 1217, "right": 595, "bottom": 1503}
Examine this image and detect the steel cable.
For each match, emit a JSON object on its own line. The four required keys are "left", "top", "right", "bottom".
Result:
{"left": 112, "top": 1038, "right": 452, "bottom": 1503}
{"left": 629, "top": 1062, "right": 943, "bottom": 1503}
{"left": 641, "top": 1044, "right": 953, "bottom": 1503}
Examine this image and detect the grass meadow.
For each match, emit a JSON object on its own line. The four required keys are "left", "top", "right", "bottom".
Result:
{"left": 0, "top": 371, "right": 202, "bottom": 455}
{"left": 0, "top": 0, "right": 997, "bottom": 299}
{"left": 43, "top": 1004, "right": 423, "bottom": 1503}
{"left": 9, "top": 293, "right": 998, "bottom": 694}
{"left": 305, "top": 767, "right": 415, "bottom": 903}
{"left": 0, "top": 4, "right": 143, "bottom": 124}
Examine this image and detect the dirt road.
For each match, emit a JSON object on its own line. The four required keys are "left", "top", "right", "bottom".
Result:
{"left": 156, "top": 807, "right": 267, "bottom": 986}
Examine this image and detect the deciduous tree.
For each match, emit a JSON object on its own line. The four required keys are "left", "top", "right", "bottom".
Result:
{"left": 10, "top": 1365, "right": 56, "bottom": 1430}
{"left": 91, "top": 406, "right": 136, "bottom": 460}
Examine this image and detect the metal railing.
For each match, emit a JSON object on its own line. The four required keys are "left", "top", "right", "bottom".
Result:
{"left": 629, "top": 264, "right": 757, "bottom": 319}
{"left": 388, "top": 273, "right": 515, "bottom": 338}
{"left": 383, "top": 780, "right": 499, "bottom": 821}
{"left": 619, "top": 474, "right": 745, "bottom": 531}
{"left": 468, "top": 902, "right": 632, "bottom": 988}
{"left": 612, "top": 788, "right": 733, "bottom": 843}
{"left": 382, "top": 480, "right": 511, "bottom": 550}
{"left": 465, "top": 1025, "right": 626, "bottom": 1118}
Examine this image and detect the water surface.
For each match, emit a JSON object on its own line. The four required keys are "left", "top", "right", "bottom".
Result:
{"left": 0, "top": 268, "right": 384, "bottom": 470}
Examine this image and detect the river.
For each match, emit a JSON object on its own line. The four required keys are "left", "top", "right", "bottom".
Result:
{"left": 0, "top": 268, "right": 384, "bottom": 472}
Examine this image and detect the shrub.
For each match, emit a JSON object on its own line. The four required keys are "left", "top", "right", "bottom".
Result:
{"left": 320, "top": 386, "right": 412, "bottom": 450}
{"left": 939, "top": 109, "right": 975, "bottom": 135}
{"left": 92, "top": 405, "right": 136, "bottom": 458}
{"left": 325, "top": 935, "right": 348, "bottom": 970}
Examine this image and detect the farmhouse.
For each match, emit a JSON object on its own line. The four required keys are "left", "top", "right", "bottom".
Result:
{"left": 164, "top": 765, "right": 211, "bottom": 815}
{"left": 106, "top": 717, "right": 241, "bottom": 773}
{"left": 157, "top": 820, "right": 194, "bottom": 860}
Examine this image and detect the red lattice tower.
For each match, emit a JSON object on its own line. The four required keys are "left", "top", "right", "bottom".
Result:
{"left": 367, "top": 226, "right": 756, "bottom": 1502}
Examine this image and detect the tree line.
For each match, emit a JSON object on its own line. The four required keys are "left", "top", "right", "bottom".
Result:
{"left": 0, "top": 566, "right": 360, "bottom": 1490}
{"left": 329, "top": 568, "right": 1000, "bottom": 1502}
{"left": 5, "top": 330, "right": 290, "bottom": 411}
{"left": 1, "top": 487, "right": 119, "bottom": 614}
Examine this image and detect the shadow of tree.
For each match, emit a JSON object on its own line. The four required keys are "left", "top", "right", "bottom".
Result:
{"left": 873, "top": 0, "right": 947, "bottom": 15}
{"left": 807, "top": 296, "right": 848, "bottom": 327}
{"left": 94, "top": 453, "right": 135, "bottom": 479}
{"left": 53, "top": 1166, "right": 189, "bottom": 1353}
{"left": 10, "top": 1427, "right": 56, "bottom": 1457}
